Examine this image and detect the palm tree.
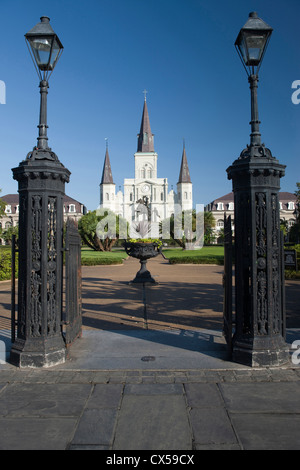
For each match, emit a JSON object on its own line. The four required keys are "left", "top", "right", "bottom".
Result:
{"left": 204, "top": 211, "right": 216, "bottom": 245}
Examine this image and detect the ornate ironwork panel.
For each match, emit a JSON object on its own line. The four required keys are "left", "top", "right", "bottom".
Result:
{"left": 64, "top": 219, "right": 82, "bottom": 345}
{"left": 30, "top": 194, "right": 42, "bottom": 337}
{"left": 255, "top": 192, "right": 268, "bottom": 335}
{"left": 47, "top": 196, "right": 57, "bottom": 335}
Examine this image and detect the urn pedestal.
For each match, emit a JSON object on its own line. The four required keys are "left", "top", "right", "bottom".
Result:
{"left": 124, "top": 242, "right": 162, "bottom": 284}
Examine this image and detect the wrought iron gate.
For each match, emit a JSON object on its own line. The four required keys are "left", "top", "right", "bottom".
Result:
{"left": 64, "top": 219, "right": 82, "bottom": 346}
{"left": 223, "top": 214, "right": 233, "bottom": 352}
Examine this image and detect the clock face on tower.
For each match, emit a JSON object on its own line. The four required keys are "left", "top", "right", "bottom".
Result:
{"left": 142, "top": 184, "right": 150, "bottom": 193}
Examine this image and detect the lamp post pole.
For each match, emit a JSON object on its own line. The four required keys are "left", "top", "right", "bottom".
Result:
{"left": 38, "top": 79, "right": 49, "bottom": 150}
{"left": 227, "top": 12, "right": 289, "bottom": 367}
{"left": 249, "top": 74, "right": 261, "bottom": 147}
{"left": 10, "top": 17, "right": 70, "bottom": 368}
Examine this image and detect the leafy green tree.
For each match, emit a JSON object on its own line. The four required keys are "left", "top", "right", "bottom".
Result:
{"left": 0, "top": 189, "right": 6, "bottom": 219}
{"left": 2, "top": 225, "right": 19, "bottom": 246}
{"left": 289, "top": 182, "right": 300, "bottom": 243}
{"left": 78, "top": 208, "right": 128, "bottom": 252}
{"left": 280, "top": 219, "right": 288, "bottom": 239}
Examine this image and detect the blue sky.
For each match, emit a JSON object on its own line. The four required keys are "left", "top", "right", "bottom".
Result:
{"left": 0, "top": 0, "right": 299, "bottom": 210}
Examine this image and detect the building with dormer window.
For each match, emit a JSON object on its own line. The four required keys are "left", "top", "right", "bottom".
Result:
{"left": 0, "top": 194, "right": 87, "bottom": 244}
{"left": 205, "top": 191, "right": 297, "bottom": 240}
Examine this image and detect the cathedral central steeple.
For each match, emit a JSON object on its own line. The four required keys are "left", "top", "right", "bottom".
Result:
{"left": 178, "top": 143, "right": 192, "bottom": 183}
{"left": 137, "top": 96, "right": 155, "bottom": 153}
{"left": 101, "top": 144, "right": 114, "bottom": 184}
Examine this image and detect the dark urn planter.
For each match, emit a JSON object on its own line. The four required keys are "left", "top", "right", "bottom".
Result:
{"left": 124, "top": 241, "right": 162, "bottom": 283}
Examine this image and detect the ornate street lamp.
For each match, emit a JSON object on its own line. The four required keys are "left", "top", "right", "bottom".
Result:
{"left": 11, "top": 17, "right": 70, "bottom": 367}
{"left": 235, "top": 11, "right": 272, "bottom": 73}
{"left": 25, "top": 16, "right": 63, "bottom": 154}
{"left": 226, "top": 13, "right": 289, "bottom": 367}
{"left": 235, "top": 11, "right": 273, "bottom": 156}
{"left": 25, "top": 16, "right": 63, "bottom": 77}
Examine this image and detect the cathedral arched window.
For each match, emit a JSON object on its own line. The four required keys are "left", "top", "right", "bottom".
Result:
{"left": 105, "top": 193, "right": 109, "bottom": 201}
{"left": 184, "top": 192, "right": 188, "bottom": 200}
{"left": 147, "top": 169, "right": 152, "bottom": 178}
{"left": 161, "top": 192, "right": 164, "bottom": 201}
{"left": 141, "top": 169, "right": 145, "bottom": 178}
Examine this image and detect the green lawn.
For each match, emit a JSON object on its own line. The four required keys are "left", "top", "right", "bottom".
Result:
{"left": 162, "top": 246, "right": 225, "bottom": 264}
{"left": 80, "top": 247, "right": 128, "bottom": 265}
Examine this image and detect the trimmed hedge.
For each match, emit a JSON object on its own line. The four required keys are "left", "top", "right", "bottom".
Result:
{"left": 285, "top": 270, "right": 300, "bottom": 280}
{"left": 81, "top": 257, "right": 125, "bottom": 266}
{"left": 0, "top": 250, "right": 18, "bottom": 281}
{"left": 168, "top": 256, "right": 224, "bottom": 265}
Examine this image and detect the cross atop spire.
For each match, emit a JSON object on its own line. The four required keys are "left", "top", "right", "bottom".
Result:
{"left": 143, "top": 89, "right": 148, "bottom": 101}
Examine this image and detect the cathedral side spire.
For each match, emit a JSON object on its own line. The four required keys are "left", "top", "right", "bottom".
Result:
{"left": 137, "top": 94, "right": 155, "bottom": 153}
{"left": 101, "top": 144, "right": 114, "bottom": 184}
{"left": 178, "top": 143, "right": 191, "bottom": 183}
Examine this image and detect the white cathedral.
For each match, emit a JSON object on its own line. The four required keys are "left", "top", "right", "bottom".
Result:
{"left": 99, "top": 97, "right": 193, "bottom": 226}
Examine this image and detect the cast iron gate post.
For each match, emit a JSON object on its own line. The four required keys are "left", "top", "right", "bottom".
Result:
{"left": 10, "top": 149, "right": 70, "bottom": 368}
{"left": 227, "top": 154, "right": 289, "bottom": 367}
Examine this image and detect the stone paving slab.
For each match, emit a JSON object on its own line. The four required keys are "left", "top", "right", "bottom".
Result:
{"left": 230, "top": 414, "right": 300, "bottom": 450}
{"left": 0, "top": 382, "right": 91, "bottom": 417}
{"left": 189, "top": 407, "right": 238, "bottom": 447}
{"left": 0, "top": 417, "right": 78, "bottom": 450}
{"left": 184, "top": 383, "right": 224, "bottom": 407}
{"left": 72, "top": 408, "right": 118, "bottom": 447}
{"left": 112, "top": 388, "right": 192, "bottom": 450}
{"left": 219, "top": 382, "right": 300, "bottom": 413}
